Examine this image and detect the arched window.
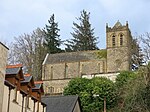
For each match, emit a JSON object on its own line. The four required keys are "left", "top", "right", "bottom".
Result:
{"left": 48, "top": 86, "right": 54, "bottom": 93}
{"left": 64, "top": 63, "right": 68, "bottom": 78}
{"left": 120, "top": 34, "right": 123, "bottom": 46}
{"left": 50, "top": 66, "right": 53, "bottom": 79}
{"left": 112, "top": 35, "right": 115, "bottom": 46}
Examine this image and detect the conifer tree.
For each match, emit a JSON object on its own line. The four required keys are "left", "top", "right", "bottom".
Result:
{"left": 44, "top": 14, "right": 62, "bottom": 54}
{"left": 65, "top": 10, "right": 99, "bottom": 51}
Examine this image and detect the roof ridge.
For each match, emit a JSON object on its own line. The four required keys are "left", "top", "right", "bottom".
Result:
{"left": 42, "top": 95, "right": 78, "bottom": 98}
{"left": 6, "top": 64, "right": 22, "bottom": 68}
{"left": 49, "top": 50, "right": 102, "bottom": 56}
{"left": 24, "top": 74, "right": 31, "bottom": 76}
{"left": 34, "top": 81, "right": 43, "bottom": 84}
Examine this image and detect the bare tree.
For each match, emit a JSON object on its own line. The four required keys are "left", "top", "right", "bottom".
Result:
{"left": 140, "top": 32, "right": 150, "bottom": 62}
{"left": 8, "top": 28, "right": 47, "bottom": 80}
{"left": 138, "top": 32, "right": 150, "bottom": 85}
{"left": 131, "top": 37, "right": 143, "bottom": 69}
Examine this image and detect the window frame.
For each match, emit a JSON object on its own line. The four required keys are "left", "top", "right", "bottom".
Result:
{"left": 120, "top": 34, "right": 123, "bottom": 46}
{"left": 112, "top": 35, "right": 116, "bottom": 47}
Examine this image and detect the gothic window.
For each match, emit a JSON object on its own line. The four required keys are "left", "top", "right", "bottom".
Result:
{"left": 115, "top": 59, "right": 121, "bottom": 71}
{"left": 57, "top": 88, "right": 60, "bottom": 93}
{"left": 103, "top": 61, "right": 105, "bottom": 72}
{"left": 112, "top": 35, "right": 115, "bottom": 46}
{"left": 48, "top": 86, "right": 54, "bottom": 93}
{"left": 98, "top": 63, "right": 100, "bottom": 73}
{"left": 64, "top": 63, "right": 68, "bottom": 78}
{"left": 120, "top": 34, "right": 123, "bottom": 46}
{"left": 50, "top": 66, "right": 53, "bottom": 79}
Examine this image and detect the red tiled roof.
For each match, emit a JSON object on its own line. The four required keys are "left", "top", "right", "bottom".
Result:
{"left": 6, "top": 64, "right": 22, "bottom": 68}
{"left": 24, "top": 74, "right": 31, "bottom": 77}
{"left": 34, "top": 81, "right": 43, "bottom": 84}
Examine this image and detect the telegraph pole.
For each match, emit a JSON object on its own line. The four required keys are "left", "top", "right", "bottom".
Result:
{"left": 104, "top": 97, "right": 106, "bottom": 112}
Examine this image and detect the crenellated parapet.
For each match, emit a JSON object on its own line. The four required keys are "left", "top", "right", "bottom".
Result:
{"left": 106, "top": 21, "right": 129, "bottom": 32}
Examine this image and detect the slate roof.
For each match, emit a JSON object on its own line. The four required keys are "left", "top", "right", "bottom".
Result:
{"left": 32, "top": 82, "right": 44, "bottom": 94}
{"left": 33, "top": 83, "right": 41, "bottom": 89}
{"left": 6, "top": 67, "right": 21, "bottom": 75}
{"left": 42, "top": 95, "right": 81, "bottom": 112}
{"left": 6, "top": 64, "right": 23, "bottom": 75}
{"left": 44, "top": 50, "right": 102, "bottom": 64}
{"left": 21, "top": 76, "right": 33, "bottom": 83}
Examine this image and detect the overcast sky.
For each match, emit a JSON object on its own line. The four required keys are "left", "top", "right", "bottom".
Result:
{"left": 0, "top": 0, "right": 150, "bottom": 48}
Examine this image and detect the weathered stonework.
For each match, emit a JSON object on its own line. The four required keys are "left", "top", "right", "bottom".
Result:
{"left": 0, "top": 42, "right": 8, "bottom": 111}
{"left": 42, "top": 21, "right": 133, "bottom": 95}
{"left": 106, "top": 21, "right": 132, "bottom": 73}
{"left": 44, "top": 79, "right": 71, "bottom": 95}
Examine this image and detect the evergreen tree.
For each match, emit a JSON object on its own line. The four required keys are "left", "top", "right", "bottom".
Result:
{"left": 65, "top": 10, "right": 99, "bottom": 52}
{"left": 44, "top": 14, "right": 62, "bottom": 54}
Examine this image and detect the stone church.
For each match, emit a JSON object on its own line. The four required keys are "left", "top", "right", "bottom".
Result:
{"left": 42, "top": 21, "right": 133, "bottom": 95}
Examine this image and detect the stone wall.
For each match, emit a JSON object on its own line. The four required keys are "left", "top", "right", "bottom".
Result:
{"left": 81, "top": 60, "right": 106, "bottom": 74}
{"left": 82, "top": 72, "right": 119, "bottom": 82}
{"left": 42, "top": 59, "right": 107, "bottom": 94}
{"left": 0, "top": 42, "right": 8, "bottom": 111}
{"left": 106, "top": 22, "right": 132, "bottom": 72}
{"left": 43, "top": 79, "right": 70, "bottom": 94}
{"left": 107, "top": 47, "right": 130, "bottom": 72}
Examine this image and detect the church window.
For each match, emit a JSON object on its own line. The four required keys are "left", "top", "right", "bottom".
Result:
{"left": 120, "top": 34, "right": 123, "bottom": 46}
{"left": 50, "top": 66, "right": 53, "bottom": 79}
{"left": 98, "top": 63, "right": 100, "bottom": 73}
{"left": 57, "top": 88, "right": 60, "bottom": 93}
{"left": 103, "top": 61, "right": 105, "bottom": 72}
{"left": 64, "top": 63, "right": 68, "bottom": 78}
{"left": 112, "top": 35, "right": 115, "bottom": 46}
{"left": 48, "top": 86, "right": 54, "bottom": 93}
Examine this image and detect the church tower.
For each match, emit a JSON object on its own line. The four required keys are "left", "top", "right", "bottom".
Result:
{"left": 106, "top": 21, "right": 132, "bottom": 72}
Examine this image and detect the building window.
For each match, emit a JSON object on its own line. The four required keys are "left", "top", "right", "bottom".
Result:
{"left": 120, "top": 34, "right": 123, "bottom": 46}
{"left": 57, "top": 88, "right": 60, "bottom": 93}
{"left": 64, "top": 63, "right": 68, "bottom": 78}
{"left": 98, "top": 63, "right": 100, "bottom": 73}
{"left": 112, "top": 35, "right": 115, "bottom": 46}
{"left": 103, "top": 61, "right": 105, "bottom": 73}
{"left": 50, "top": 66, "right": 53, "bottom": 79}
{"left": 48, "top": 86, "right": 54, "bottom": 93}
{"left": 81, "top": 64, "right": 84, "bottom": 74}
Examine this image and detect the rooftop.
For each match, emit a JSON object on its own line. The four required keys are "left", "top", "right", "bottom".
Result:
{"left": 42, "top": 95, "right": 80, "bottom": 112}
{"left": 6, "top": 67, "right": 21, "bottom": 75}
{"left": 44, "top": 50, "right": 106, "bottom": 64}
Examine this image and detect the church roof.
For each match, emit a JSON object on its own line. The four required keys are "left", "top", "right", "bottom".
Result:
{"left": 42, "top": 95, "right": 82, "bottom": 112}
{"left": 43, "top": 50, "right": 105, "bottom": 64}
